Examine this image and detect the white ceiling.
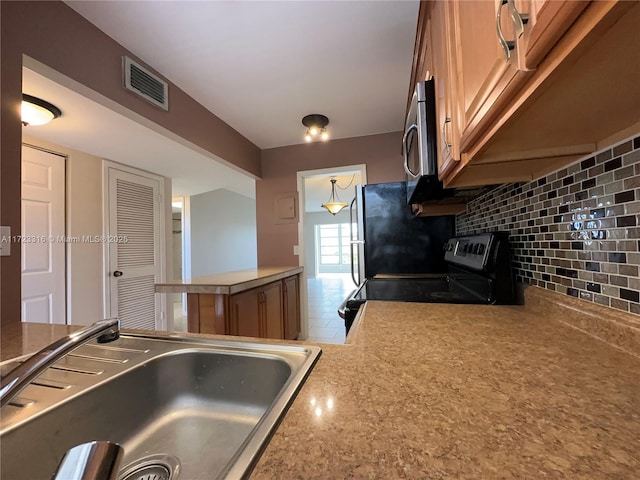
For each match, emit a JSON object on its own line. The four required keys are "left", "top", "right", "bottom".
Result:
{"left": 64, "top": 0, "right": 419, "bottom": 149}
{"left": 22, "top": 1, "right": 418, "bottom": 198}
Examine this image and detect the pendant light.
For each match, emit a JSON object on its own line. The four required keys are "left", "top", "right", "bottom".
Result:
{"left": 321, "top": 177, "right": 348, "bottom": 215}
{"left": 21, "top": 94, "right": 62, "bottom": 126}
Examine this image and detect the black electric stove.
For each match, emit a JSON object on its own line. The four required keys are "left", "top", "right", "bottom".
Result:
{"left": 339, "top": 232, "right": 515, "bottom": 333}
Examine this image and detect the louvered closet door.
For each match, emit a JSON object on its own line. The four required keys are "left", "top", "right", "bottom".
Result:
{"left": 108, "top": 168, "right": 161, "bottom": 330}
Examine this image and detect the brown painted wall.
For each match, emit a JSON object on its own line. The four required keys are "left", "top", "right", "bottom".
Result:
{"left": 257, "top": 131, "right": 405, "bottom": 267}
{"left": 0, "top": 1, "right": 261, "bottom": 326}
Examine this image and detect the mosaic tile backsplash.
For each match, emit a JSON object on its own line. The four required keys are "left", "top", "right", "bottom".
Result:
{"left": 457, "top": 134, "right": 640, "bottom": 317}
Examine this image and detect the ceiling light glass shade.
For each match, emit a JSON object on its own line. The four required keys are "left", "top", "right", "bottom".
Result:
{"left": 309, "top": 126, "right": 319, "bottom": 136}
{"left": 321, "top": 178, "right": 348, "bottom": 215}
{"left": 21, "top": 94, "right": 62, "bottom": 126}
{"left": 321, "top": 201, "right": 348, "bottom": 215}
{"left": 305, "top": 132, "right": 313, "bottom": 142}
{"left": 320, "top": 128, "right": 329, "bottom": 141}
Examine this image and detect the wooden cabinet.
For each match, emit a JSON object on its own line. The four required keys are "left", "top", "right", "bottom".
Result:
{"left": 408, "top": 1, "right": 640, "bottom": 189}
{"left": 516, "top": 0, "right": 589, "bottom": 70}
{"left": 430, "top": 0, "right": 461, "bottom": 177}
{"left": 262, "top": 281, "right": 284, "bottom": 339}
{"left": 186, "top": 273, "right": 300, "bottom": 340}
{"left": 230, "top": 280, "right": 283, "bottom": 339}
{"left": 283, "top": 274, "right": 300, "bottom": 340}
{"left": 449, "top": 0, "right": 532, "bottom": 156}
{"left": 231, "top": 287, "right": 262, "bottom": 338}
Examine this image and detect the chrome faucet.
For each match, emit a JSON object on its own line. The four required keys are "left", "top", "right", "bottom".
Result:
{"left": 0, "top": 318, "right": 120, "bottom": 408}
{"left": 53, "top": 441, "right": 124, "bottom": 480}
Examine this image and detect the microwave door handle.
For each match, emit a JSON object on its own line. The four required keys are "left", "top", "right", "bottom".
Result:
{"left": 403, "top": 124, "right": 420, "bottom": 177}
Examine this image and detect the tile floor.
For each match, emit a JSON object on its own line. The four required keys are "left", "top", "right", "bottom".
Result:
{"left": 305, "top": 274, "right": 354, "bottom": 344}
{"left": 170, "top": 274, "right": 355, "bottom": 344}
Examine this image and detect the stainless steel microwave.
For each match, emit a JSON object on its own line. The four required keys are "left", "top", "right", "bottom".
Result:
{"left": 403, "top": 78, "right": 443, "bottom": 204}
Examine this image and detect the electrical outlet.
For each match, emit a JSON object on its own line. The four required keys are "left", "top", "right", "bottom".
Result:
{"left": 0, "top": 226, "right": 11, "bottom": 256}
{"left": 293, "top": 245, "right": 300, "bottom": 255}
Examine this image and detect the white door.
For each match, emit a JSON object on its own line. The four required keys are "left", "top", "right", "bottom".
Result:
{"left": 21, "top": 145, "right": 66, "bottom": 324}
{"left": 106, "top": 166, "right": 164, "bottom": 330}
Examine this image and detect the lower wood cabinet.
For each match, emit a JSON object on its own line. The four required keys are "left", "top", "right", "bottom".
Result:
{"left": 186, "top": 274, "right": 300, "bottom": 340}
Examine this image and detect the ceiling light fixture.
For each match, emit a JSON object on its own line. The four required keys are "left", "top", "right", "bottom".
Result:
{"left": 321, "top": 177, "right": 348, "bottom": 215}
{"left": 21, "top": 94, "right": 62, "bottom": 126}
{"left": 302, "top": 114, "right": 329, "bottom": 143}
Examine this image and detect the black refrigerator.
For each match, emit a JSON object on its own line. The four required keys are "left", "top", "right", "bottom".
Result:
{"left": 349, "top": 181, "right": 454, "bottom": 286}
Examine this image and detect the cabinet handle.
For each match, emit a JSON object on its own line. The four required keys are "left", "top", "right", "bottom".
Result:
{"left": 507, "top": 0, "right": 529, "bottom": 38}
{"left": 496, "top": 0, "right": 515, "bottom": 61}
{"left": 441, "top": 117, "right": 452, "bottom": 155}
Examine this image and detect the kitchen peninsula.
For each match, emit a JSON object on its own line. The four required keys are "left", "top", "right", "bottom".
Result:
{"left": 154, "top": 266, "right": 303, "bottom": 339}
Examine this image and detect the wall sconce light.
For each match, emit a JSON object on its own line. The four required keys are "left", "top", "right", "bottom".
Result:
{"left": 321, "top": 177, "right": 348, "bottom": 215}
{"left": 21, "top": 94, "right": 62, "bottom": 126}
{"left": 302, "top": 114, "right": 329, "bottom": 142}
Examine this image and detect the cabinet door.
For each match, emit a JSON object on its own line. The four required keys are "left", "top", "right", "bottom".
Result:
{"left": 450, "top": 0, "right": 530, "bottom": 153}
{"left": 230, "top": 288, "right": 261, "bottom": 338}
{"left": 517, "top": 0, "right": 589, "bottom": 69}
{"left": 431, "top": 0, "right": 461, "bottom": 177}
{"left": 262, "top": 281, "right": 284, "bottom": 339}
{"left": 283, "top": 275, "right": 300, "bottom": 340}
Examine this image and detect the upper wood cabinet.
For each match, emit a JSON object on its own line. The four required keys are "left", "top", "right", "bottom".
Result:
{"left": 515, "top": 0, "right": 590, "bottom": 70}
{"left": 431, "top": 0, "right": 461, "bottom": 177}
{"left": 449, "top": 0, "right": 532, "bottom": 155}
{"left": 407, "top": 0, "right": 640, "bottom": 188}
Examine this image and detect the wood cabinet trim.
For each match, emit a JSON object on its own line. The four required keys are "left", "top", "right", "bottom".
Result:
{"left": 186, "top": 293, "right": 200, "bottom": 333}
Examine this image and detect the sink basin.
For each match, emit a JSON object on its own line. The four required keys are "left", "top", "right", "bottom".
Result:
{"left": 0, "top": 333, "right": 321, "bottom": 480}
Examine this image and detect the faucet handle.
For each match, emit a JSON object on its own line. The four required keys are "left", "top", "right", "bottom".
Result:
{"left": 53, "top": 441, "right": 124, "bottom": 480}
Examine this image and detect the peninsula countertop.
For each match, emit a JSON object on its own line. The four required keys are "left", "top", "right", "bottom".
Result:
{"left": 3, "top": 294, "right": 639, "bottom": 478}
{"left": 154, "top": 266, "right": 303, "bottom": 295}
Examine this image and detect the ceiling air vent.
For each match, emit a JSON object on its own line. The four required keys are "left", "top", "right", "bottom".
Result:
{"left": 123, "top": 56, "right": 169, "bottom": 111}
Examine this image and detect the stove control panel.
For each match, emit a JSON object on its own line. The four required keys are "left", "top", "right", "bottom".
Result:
{"left": 444, "top": 233, "right": 502, "bottom": 271}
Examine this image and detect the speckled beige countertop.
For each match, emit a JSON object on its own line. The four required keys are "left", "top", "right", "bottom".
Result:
{"left": 2, "top": 288, "right": 639, "bottom": 478}
{"left": 251, "top": 299, "right": 640, "bottom": 479}
{"left": 154, "top": 266, "right": 303, "bottom": 295}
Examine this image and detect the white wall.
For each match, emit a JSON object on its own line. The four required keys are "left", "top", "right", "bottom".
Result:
{"left": 190, "top": 189, "right": 257, "bottom": 276}
{"left": 303, "top": 209, "right": 350, "bottom": 278}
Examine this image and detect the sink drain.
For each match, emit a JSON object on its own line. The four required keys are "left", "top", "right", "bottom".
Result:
{"left": 120, "top": 464, "right": 170, "bottom": 480}
{"left": 118, "top": 454, "right": 180, "bottom": 480}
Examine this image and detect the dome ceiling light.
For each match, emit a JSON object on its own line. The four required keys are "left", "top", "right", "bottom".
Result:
{"left": 302, "top": 114, "right": 330, "bottom": 142}
{"left": 21, "top": 94, "right": 62, "bottom": 126}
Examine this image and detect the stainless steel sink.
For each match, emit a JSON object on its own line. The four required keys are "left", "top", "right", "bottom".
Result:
{"left": 0, "top": 333, "right": 321, "bottom": 480}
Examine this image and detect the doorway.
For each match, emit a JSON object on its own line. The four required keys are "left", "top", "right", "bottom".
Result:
{"left": 296, "top": 165, "right": 366, "bottom": 342}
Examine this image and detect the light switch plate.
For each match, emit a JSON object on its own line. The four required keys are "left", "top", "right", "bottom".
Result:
{"left": 0, "top": 226, "right": 11, "bottom": 256}
{"left": 293, "top": 245, "right": 300, "bottom": 255}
